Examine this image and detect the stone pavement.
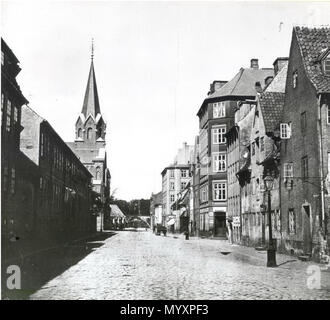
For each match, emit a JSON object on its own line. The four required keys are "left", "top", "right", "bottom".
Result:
{"left": 30, "top": 230, "right": 330, "bottom": 300}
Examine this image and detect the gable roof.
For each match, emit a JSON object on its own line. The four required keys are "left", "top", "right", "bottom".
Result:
{"left": 110, "top": 204, "right": 126, "bottom": 218}
{"left": 294, "top": 26, "right": 330, "bottom": 93}
{"left": 258, "top": 92, "right": 285, "bottom": 133}
{"left": 264, "top": 63, "right": 288, "bottom": 93}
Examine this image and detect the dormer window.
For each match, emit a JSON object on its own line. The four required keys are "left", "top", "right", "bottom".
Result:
{"left": 292, "top": 70, "right": 298, "bottom": 88}
{"left": 323, "top": 56, "right": 330, "bottom": 76}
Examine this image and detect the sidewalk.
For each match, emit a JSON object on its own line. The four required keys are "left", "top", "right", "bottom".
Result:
{"left": 2, "top": 231, "right": 108, "bottom": 264}
{"left": 166, "top": 232, "right": 328, "bottom": 271}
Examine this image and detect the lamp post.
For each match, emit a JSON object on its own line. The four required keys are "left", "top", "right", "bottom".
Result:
{"left": 264, "top": 175, "right": 277, "bottom": 267}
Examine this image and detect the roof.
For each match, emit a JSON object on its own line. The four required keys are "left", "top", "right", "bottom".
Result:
{"left": 264, "top": 63, "right": 288, "bottom": 93}
{"left": 197, "top": 67, "right": 274, "bottom": 116}
{"left": 81, "top": 60, "right": 101, "bottom": 118}
{"left": 152, "top": 191, "right": 162, "bottom": 205}
{"left": 294, "top": 26, "right": 330, "bottom": 93}
{"left": 161, "top": 164, "right": 190, "bottom": 176}
{"left": 110, "top": 204, "right": 126, "bottom": 218}
{"left": 258, "top": 92, "right": 285, "bottom": 133}
{"left": 208, "top": 68, "right": 274, "bottom": 98}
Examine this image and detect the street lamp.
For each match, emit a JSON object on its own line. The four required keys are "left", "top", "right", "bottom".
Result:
{"left": 264, "top": 174, "right": 277, "bottom": 267}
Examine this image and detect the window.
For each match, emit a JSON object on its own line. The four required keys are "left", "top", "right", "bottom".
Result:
{"left": 40, "top": 133, "right": 44, "bottom": 156}
{"left": 95, "top": 166, "right": 100, "bottom": 180}
{"left": 1, "top": 93, "right": 4, "bottom": 121}
{"left": 259, "top": 177, "right": 265, "bottom": 192}
{"left": 87, "top": 127, "right": 92, "bottom": 139}
{"left": 78, "top": 128, "right": 82, "bottom": 138}
{"left": 6, "top": 99, "right": 11, "bottom": 132}
{"left": 181, "top": 182, "right": 186, "bottom": 190}
{"left": 212, "top": 125, "right": 226, "bottom": 144}
{"left": 324, "top": 57, "right": 330, "bottom": 76}
{"left": 10, "top": 167, "right": 16, "bottom": 194}
{"left": 284, "top": 163, "right": 293, "bottom": 178}
{"left": 293, "top": 70, "right": 298, "bottom": 88}
{"left": 288, "top": 208, "right": 296, "bottom": 234}
{"left": 200, "top": 184, "right": 208, "bottom": 203}
{"left": 301, "top": 156, "right": 308, "bottom": 181}
{"left": 213, "top": 182, "right": 226, "bottom": 201}
{"left": 181, "top": 169, "right": 188, "bottom": 178}
{"left": 170, "top": 194, "right": 175, "bottom": 203}
{"left": 170, "top": 182, "right": 175, "bottom": 190}
{"left": 213, "top": 102, "right": 225, "bottom": 118}
{"left": 327, "top": 105, "right": 330, "bottom": 125}
{"left": 280, "top": 123, "right": 291, "bottom": 139}
{"left": 213, "top": 153, "right": 226, "bottom": 172}
{"left": 1, "top": 51, "right": 4, "bottom": 65}
{"left": 170, "top": 170, "right": 174, "bottom": 178}
{"left": 301, "top": 111, "right": 306, "bottom": 134}
{"left": 252, "top": 142, "right": 255, "bottom": 156}
{"left": 260, "top": 137, "right": 264, "bottom": 152}
{"left": 13, "top": 106, "right": 18, "bottom": 123}
{"left": 3, "top": 164, "right": 8, "bottom": 192}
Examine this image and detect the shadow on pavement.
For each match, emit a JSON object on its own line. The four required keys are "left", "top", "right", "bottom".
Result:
{"left": 1, "top": 231, "right": 116, "bottom": 300}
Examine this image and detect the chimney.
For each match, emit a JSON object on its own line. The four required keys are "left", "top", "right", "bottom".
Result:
{"left": 250, "top": 58, "right": 259, "bottom": 69}
{"left": 208, "top": 80, "right": 228, "bottom": 95}
{"left": 264, "top": 76, "right": 274, "bottom": 86}
{"left": 273, "top": 57, "right": 289, "bottom": 75}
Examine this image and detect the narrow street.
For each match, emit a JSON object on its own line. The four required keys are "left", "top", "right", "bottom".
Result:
{"left": 29, "top": 230, "right": 330, "bottom": 300}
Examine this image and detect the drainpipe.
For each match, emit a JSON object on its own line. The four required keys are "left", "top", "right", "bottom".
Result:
{"left": 317, "top": 94, "right": 326, "bottom": 231}
{"left": 317, "top": 94, "right": 327, "bottom": 263}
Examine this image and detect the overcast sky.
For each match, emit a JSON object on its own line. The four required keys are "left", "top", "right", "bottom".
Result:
{"left": 1, "top": 1, "right": 330, "bottom": 200}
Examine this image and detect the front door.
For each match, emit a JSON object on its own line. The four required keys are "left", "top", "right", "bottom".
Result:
{"left": 302, "top": 205, "right": 312, "bottom": 255}
{"left": 214, "top": 212, "right": 226, "bottom": 237}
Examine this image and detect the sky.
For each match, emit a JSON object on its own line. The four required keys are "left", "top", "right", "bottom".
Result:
{"left": 1, "top": 1, "right": 330, "bottom": 200}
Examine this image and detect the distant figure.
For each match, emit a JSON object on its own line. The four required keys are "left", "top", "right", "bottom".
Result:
{"left": 226, "top": 219, "right": 233, "bottom": 244}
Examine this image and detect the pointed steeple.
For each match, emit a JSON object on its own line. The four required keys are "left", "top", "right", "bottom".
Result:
{"left": 81, "top": 41, "right": 100, "bottom": 119}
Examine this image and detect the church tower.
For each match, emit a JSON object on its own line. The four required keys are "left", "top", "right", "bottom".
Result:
{"left": 67, "top": 42, "right": 111, "bottom": 214}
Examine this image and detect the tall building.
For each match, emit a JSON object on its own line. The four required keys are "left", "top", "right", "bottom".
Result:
{"left": 196, "top": 59, "right": 274, "bottom": 238}
{"left": 161, "top": 142, "right": 193, "bottom": 231}
{"left": 1, "top": 38, "right": 38, "bottom": 242}
{"left": 20, "top": 105, "right": 93, "bottom": 239}
{"left": 227, "top": 58, "right": 288, "bottom": 245}
{"left": 280, "top": 26, "right": 330, "bottom": 261}
{"left": 67, "top": 50, "right": 111, "bottom": 226}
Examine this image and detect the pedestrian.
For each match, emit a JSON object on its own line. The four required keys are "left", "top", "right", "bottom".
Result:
{"left": 226, "top": 219, "right": 233, "bottom": 245}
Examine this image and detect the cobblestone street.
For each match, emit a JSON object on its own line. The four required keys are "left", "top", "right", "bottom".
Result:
{"left": 28, "top": 230, "right": 330, "bottom": 300}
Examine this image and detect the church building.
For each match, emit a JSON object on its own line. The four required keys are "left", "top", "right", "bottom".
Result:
{"left": 67, "top": 46, "right": 111, "bottom": 225}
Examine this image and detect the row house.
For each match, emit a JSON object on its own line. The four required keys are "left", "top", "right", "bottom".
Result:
{"left": 280, "top": 26, "right": 330, "bottom": 261}
{"left": 228, "top": 58, "right": 288, "bottom": 246}
{"left": 20, "top": 105, "right": 94, "bottom": 241}
{"left": 1, "top": 38, "right": 39, "bottom": 243}
{"left": 161, "top": 142, "right": 193, "bottom": 232}
{"left": 150, "top": 191, "right": 163, "bottom": 231}
{"left": 196, "top": 61, "right": 274, "bottom": 238}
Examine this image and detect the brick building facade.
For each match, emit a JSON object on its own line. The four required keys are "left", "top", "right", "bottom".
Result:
{"left": 279, "top": 27, "right": 330, "bottom": 261}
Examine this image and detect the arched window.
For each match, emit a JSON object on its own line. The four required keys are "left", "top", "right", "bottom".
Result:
{"left": 95, "top": 167, "right": 100, "bottom": 180}
{"left": 78, "top": 128, "right": 82, "bottom": 138}
{"left": 87, "top": 127, "right": 93, "bottom": 140}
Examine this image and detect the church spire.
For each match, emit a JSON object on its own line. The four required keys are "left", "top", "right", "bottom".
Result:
{"left": 81, "top": 39, "right": 100, "bottom": 118}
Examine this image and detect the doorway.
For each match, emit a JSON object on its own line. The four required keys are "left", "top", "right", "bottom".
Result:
{"left": 302, "top": 205, "right": 312, "bottom": 255}
{"left": 214, "top": 212, "right": 226, "bottom": 237}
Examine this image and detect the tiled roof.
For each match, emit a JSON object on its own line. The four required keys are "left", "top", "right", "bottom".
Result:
{"left": 259, "top": 92, "right": 285, "bottom": 133}
{"left": 294, "top": 26, "right": 330, "bottom": 93}
{"left": 110, "top": 204, "right": 126, "bottom": 218}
